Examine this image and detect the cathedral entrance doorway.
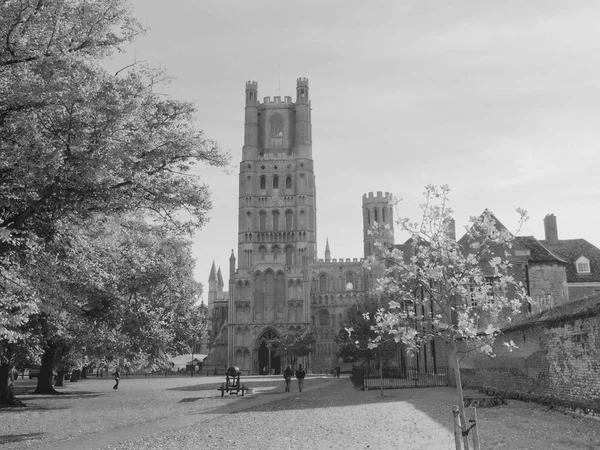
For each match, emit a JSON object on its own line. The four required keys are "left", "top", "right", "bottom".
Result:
{"left": 257, "top": 330, "right": 281, "bottom": 375}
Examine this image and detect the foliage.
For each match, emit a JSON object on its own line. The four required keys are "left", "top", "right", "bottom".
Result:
{"left": 335, "top": 297, "right": 399, "bottom": 365}
{"left": 274, "top": 328, "right": 316, "bottom": 368}
{"left": 360, "top": 185, "right": 530, "bottom": 358}
{"left": 0, "top": 0, "right": 227, "bottom": 403}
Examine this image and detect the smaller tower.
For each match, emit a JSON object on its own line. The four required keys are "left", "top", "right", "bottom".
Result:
{"left": 362, "top": 191, "right": 395, "bottom": 258}
{"left": 294, "top": 77, "right": 312, "bottom": 158}
{"left": 217, "top": 267, "right": 224, "bottom": 293}
{"left": 207, "top": 261, "right": 217, "bottom": 311}
{"left": 325, "top": 238, "right": 331, "bottom": 262}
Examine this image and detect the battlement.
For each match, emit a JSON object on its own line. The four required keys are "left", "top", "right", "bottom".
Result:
{"left": 262, "top": 96, "right": 293, "bottom": 104}
{"left": 315, "top": 258, "right": 365, "bottom": 264}
{"left": 297, "top": 77, "right": 309, "bottom": 87}
{"left": 245, "top": 81, "right": 258, "bottom": 90}
{"left": 362, "top": 191, "right": 393, "bottom": 203}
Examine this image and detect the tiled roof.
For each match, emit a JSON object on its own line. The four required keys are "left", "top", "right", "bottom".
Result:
{"left": 457, "top": 209, "right": 511, "bottom": 246}
{"left": 540, "top": 238, "right": 600, "bottom": 283}
{"left": 504, "top": 293, "right": 600, "bottom": 332}
{"left": 514, "top": 236, "right": 567, "bottom": 264}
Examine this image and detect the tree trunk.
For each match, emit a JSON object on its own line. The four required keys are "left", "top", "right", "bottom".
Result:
{"left": 34, "top": 346, "right": 59, "bottom": 395}
{"left": 81, "top": 366, "right": 88, "bottom": 379}
{"left": 448, "top": 343, "right": 469, "bottom": 450}
{"left": 0, "top": 363, "right": 24, "bottom": 406}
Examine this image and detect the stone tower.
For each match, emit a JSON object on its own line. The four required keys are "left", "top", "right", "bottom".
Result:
{"left": 211, "top": 78, "right": 318, "bottom": 373}
{"left": 362, "top": 191, "right": 395, "bottom": 258}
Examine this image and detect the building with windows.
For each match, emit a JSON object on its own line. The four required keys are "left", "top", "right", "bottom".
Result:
{"left": 202, "top": 78, "right": 394, "bottom": 374}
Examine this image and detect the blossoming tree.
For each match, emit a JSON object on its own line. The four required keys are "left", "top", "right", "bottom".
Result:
{"left": 356, "top": 185, "right": 530, "bottom": 447}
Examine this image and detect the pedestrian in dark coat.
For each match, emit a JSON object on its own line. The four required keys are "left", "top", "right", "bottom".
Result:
{"left": 283, "top": 365, "right": 293, "bottom": 392}
{"left": 295, "top": 364, "right": 306, "bottom": 392}
{"left": 113, "top": 367, "right": 120, "bottom": 390}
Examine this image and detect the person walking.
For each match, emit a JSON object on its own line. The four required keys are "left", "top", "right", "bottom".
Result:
{"left": 295, "top": 364, "right": 306, "bottom": 392}
{"left": 336, "top": 366, "right": 341, "bottom": 378}
{"left": 283, "top": 365, "right": 293, "bottom": 392}
{"left": 113, "top": 367, "right": 120, "bottom": 390}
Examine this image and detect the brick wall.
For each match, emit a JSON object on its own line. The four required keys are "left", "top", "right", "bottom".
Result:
{"left": 461, "top": 300, "right": 600, "bottom": 413}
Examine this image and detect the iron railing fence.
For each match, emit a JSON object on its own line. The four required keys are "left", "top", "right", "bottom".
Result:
{"left": 352, "top": 366, "right": 449, "bottom": 390}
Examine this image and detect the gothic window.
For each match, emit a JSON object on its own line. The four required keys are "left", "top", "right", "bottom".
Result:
{"left": 272, "top": 245, "right": 280, "bottom": 260}
{"left": 272, "top": 210, "right": 280, "bottom": 232}
{"left": 285, "top": 210, "right": 293, "bottom": 231}
{"left": 246, "top": 211, "right": 252, "bottom": 230}
{"left": 318, "top": 309, "right": 330, "bottom": 327}
{"left": 367, "top": 209, "right": 370, "bottom": 224}
{"left": 273, "top": 175, "right": 279, "bottom": 189}
{"left": 260, "top": 175, "right": 266, "bottom": 190}
{"left": 382, "top": 207, "right": 386, "bottom": 222}
{"left": 259, "top": 211, "right": 266, "bottom": 232}
{"left": 286, "top": 176, "right": 292, "bottom": 190}
{"left": 299, "top": 210, "right": 305, "bottom": 229}
{"left": 269, "top": 114, "right": 283, "bottom": 148}
{"left": 319, "top": 274, "right": 327, "bottom": 292}
{"left": 374, "top": 208, "right": 378, "bottom": 222}
{"left": 259, "top": 246, "right": 266, "bottom": 260}
{"left": 345, "top": 273, "right": 355, "bottom": 291}
{"left": 285, "top": 246, "right": 293, "bottom": 266}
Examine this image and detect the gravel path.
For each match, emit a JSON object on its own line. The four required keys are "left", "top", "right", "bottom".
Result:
{"left": 3, "top": 375, "right": 600, "bottom": 450}
{"left": 103, "top": 380, "right": 455, "bottom": 450}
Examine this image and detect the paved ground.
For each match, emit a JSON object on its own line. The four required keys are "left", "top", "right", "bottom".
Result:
{"left": 2, "top": 375, "right": 599, "bottom": 449}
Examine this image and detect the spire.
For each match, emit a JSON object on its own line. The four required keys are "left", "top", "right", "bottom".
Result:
{"left": 325, "top": 238, "right": 331, "bottom": 262}
{"left": 209, "top": 260, "right": 217, "bottom": 282}
{"left": 217, "top": 266, "right": 224, "bottom": 287}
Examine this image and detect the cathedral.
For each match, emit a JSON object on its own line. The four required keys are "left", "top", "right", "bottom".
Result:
{"left": 203, "top": 78, "right": 393, "bottom": 374}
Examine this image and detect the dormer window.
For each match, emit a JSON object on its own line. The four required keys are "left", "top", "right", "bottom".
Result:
{"left": 576, "top": 256, "right": 591, "bottom": 274}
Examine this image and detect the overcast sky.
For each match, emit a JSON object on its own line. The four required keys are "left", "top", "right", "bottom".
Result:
{"left": 106, "top": 0, "right": 600, "bottom": 303}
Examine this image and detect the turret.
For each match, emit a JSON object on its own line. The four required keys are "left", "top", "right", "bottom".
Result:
{"left": 217, "top": 266, "right": 224, "bottom": 292}
{"left": 208, "top": 261, "right": 217, "bottom": 310}
{"left": 229, "top": 249, "right": 236, "bottom": 281}
{"left": 362, "top": 191, "right": 395, "bottom": 258}
{"left": 243, "top": 81, "right": 259, "bottom": 160}
{"left": 325, "top": 238, "right": 331, "bottom": 262}
{"left": 294, "top": 77, "right": 312, "bottom": 158}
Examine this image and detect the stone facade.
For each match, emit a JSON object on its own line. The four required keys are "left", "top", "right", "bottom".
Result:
{"left": 203, "top": 79, "right": 394, "bottom": 374}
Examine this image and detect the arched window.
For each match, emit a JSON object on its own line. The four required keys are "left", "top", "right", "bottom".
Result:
{"left": 259, "top": 246, "right": 266, "bottom": 260}
{"left": 285, "top": 210, "right": 293, "bottom": 231}
{"left": 345, "top": 273, "right": 355, "bottom": 291}
{"left": 273, "top": 175, "right": 279, "bottom": 189}
{"left": 260, "top": 175, "right": 266, "bottom": 190}
{"left": 299, "top": 210, "right": 305, "bottom": 229}
{"left": 269, "top": 114, "right": 283, "bottom": 148}
{"left": 382, "top": 207, "right": 386, "bottom": 222}
{"left": 272, "top": 210, "right": 280, "bottom": 232}
{"left": 286, "top": 176, "right": 292, "bottom": 190}
{"left": 318, "top": 309, "right": 330, "bottom": 327}
{"left": 272, "top": 245, "right": 280, "bottom": 260}
{"left": 319, "top": 274, "right": 327, "bottom": 292}
{"left": 285, "top": 246, "right": 293, "bottom": 266}
{"left": 259, "top": 211, "right": 266, "bottom": 232}
{"left": 374, "top": 208, "right": 378, "bottom": 222}
{"left": 367, "top": 209, "right": 370, "bottom": 224}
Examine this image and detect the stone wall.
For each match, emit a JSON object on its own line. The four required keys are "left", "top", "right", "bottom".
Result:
{"left": 461, "top": 295, "right": 600, "bottom": 415}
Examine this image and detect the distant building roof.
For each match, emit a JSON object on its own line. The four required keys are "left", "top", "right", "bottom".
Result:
{"left": 505, "top": 293, "right": 600, "bottom": 332}
{"left": 514, "top": 236, "right": 567, "bottom": 264}
{"left": 540, "top": 238, "right": 600, "bottom": 283}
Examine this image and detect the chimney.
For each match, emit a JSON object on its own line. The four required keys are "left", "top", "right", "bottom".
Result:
{"left": 544, "top": 214, "right": 558, "bottom": 246}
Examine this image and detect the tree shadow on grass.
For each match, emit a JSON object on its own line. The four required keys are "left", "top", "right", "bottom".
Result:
{"left": 0, "top": 432, "right": 45, "bottom": 444}
{"left": 168, "top": 383, "right": 222, "bottom": 392}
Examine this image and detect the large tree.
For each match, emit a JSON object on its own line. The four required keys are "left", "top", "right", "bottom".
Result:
{"left": 274, "top": 328, "right": 316, "bottom": 370}
{"left": 358, "top": 185, "right": 530, "bottom": 445}
{"left": 0, "top": 0, "right": 228, "bottom": 404}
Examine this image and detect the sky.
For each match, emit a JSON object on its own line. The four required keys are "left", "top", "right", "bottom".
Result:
{"left": 105, "top": 0, "right": 600, "bottom": 303}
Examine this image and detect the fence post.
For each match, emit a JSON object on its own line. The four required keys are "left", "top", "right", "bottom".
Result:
{"left": 469, "top": 407, "right": 480, "bottom": 450}
{"left": 452, "top": 405, "right": 462, "bottom": 450}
